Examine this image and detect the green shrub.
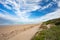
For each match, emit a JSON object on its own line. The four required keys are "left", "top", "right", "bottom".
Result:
{"left": 31, "top": 25, "right": 60, "bottom": 40}
{"left": 31, "top": 18, "right": 60, "bottom": 40}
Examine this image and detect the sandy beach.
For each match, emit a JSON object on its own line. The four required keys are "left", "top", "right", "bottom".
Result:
{"left": 0, "top": 24, "right": 42, "bottom": 40}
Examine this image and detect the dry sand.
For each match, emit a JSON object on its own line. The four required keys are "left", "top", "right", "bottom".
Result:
{"left": 0, "top": 24, "right": 42, "bottom": 40}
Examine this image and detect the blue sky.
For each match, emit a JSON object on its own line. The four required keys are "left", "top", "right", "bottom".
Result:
{"left": 0, "top": 0, "right": 60, "bottom": 25}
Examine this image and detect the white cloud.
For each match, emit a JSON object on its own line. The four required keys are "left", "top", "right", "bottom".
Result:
{"left": 58, "top": 1, "right": 60, "bottom": 7}
{"left": 26, "top": 9, "right": 60, "bottom": 23}
{"left": 0, "top": 0, "right": 41, "bottom": 23}
{"left": 37, "top": 9, "right": 60, "bottom": 22}
{"left": 0, "top": 0, "right": 60, "bottom": 25}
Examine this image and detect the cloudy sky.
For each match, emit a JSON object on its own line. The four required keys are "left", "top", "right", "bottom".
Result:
{"left": 0, "top": 0, "right": 60, "bottom": 25}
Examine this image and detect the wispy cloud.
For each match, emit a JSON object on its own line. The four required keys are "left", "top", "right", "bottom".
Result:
{"left": 0, "top": 0, "right": 60, "bottom": 25}
{"left": 37, "top": 9, "right": 60, "bottom": 22}
{"left": 0, "top": 0, "right": 41, "bottom": 24}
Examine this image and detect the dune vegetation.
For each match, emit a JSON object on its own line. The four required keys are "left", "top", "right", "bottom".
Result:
{"left": 31, "top": 18, "right": 60, "bottom": 40}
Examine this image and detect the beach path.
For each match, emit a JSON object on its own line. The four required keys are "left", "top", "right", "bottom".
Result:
{"left": 8, "top": 24, "right": 41, "bottom": 40}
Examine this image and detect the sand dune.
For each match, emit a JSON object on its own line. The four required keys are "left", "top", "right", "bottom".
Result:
{"left": 0, "top": 24, "right": 42, "bottom": 40}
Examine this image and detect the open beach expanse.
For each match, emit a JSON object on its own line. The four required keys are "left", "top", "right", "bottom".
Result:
{"left": 0, "top": 0, "right": 60, "bottom": 40}
{"left": 0, "top": 24, "right": 42, "bottom": 40}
